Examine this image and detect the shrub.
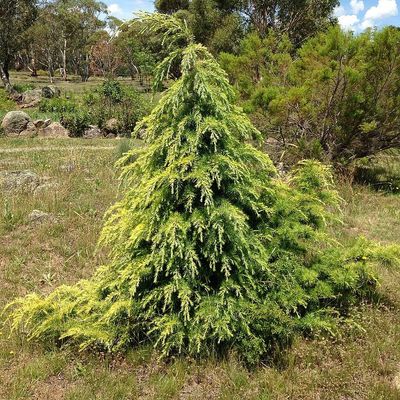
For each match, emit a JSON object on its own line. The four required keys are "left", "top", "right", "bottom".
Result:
{"left": 60, "top": 111, "right": 91, "bottom": 137}
{"left": 13, "top": 83, "right": 36, "bottom": 93}
{"left": 6, "top": 14, "right": 400, "bottom": 365}
{"left": 39, "top": 97, "right": 77, "bottom": 114}
{"left": 37, "top": 84, "right": 149, "bottom": 137}
{"left": 82, "top": 81, "right": 150, "bottom": 137}
{"left": 222, "top": 27, "right": 400, "bottom": 169}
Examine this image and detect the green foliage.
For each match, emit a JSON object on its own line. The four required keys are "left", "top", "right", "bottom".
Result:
{"left": 154, "top": 0, "right": 338, "bottom": 51}
{"left": 155, "top": 0, "right": 190, "bottom": 14}
{"left": 38, "top": 82, "right": 150, "bottom": 137}
{"left": 0, "top": 88, "right": 15, "bottom": 120}
{"left": 39, "top": 97, "right": 77, "bottom": 114}
{"left": 100, "top": 80, "right": 124, "bottom": 103}
{"left": 83, "top": 80, "right": 150, "bottom": 136}
{"left": 223, "top": 26, "right": 400, "bottom": 168}
{"left": 12, "top": 83, "right": 36, "bottom": 93}
{"left": 61, "top": 111, "right": 91, "bottom": 137}
{"left": 5, "top": 15, "right": 399, "bottom": 365}
{"left": 0, "top": 0, "right": 37, "bottom": 80}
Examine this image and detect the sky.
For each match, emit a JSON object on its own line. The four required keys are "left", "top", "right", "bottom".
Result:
{"left": 104, "top": 0, "right": 400, "bottom": 32}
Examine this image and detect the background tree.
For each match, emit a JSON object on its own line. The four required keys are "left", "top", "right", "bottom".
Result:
{"left": 24, "top": 3, "right": 62, "bottom": 82}
{"left": 224, "top": 26, "right": 400, "bottom": 168}
{"left": 240, "top": 0, "right": 339, "bottom": 47}
{"left": 155, "top": 0, "right": 190, "bottom": 14}
{"left": 115, "top": 21, "right": 158, "bottom": 86}
{"left": 0, "top": 0, "right": 37, "bottom": 93}
{"left": 90, "top": 33, "right": 122, "bottom": 78}
{"left": 155, "top": 0, "right": 338, "bottom": 51}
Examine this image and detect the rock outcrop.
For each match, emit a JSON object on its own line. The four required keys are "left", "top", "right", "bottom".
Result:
{"left": 1, "top": 111, "right": 33, "bottom": 136}
{"left": 37, "top": 122, "right": 70, "bottom": 138}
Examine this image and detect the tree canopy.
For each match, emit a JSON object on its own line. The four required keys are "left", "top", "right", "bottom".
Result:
{"left": 155, "top": 0, "right": 339, "bottom": 50}
{"left": 0, "top": 0, "right": 38, "bottom": 92}
{"left": 222, "top": 26, "right": 400, "bottom": 167}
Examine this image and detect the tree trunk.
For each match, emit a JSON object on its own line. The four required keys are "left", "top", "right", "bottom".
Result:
{"left": 0, "top": 61, "right": 19, "bottom": 100}
{"left": 30, "top": 57, "right": 38, "bottom": 77}
{"left": 0, "top": 65, "right": 12, "bottom": 92}
{"left": 62, "top": 38, "right": 67, "bottom": 80}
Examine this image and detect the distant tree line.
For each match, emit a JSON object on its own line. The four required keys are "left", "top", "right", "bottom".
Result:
{"left": 0, "top": 0, "right": 161, "bottom": 88}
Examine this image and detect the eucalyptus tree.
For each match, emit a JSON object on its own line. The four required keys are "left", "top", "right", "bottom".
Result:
{"left": 0, "top": 0, "right": 38, "bottom": 93}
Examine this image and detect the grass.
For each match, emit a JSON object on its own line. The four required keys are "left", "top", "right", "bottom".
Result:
{"left": 0, "top": 138, "right": 400, "bottom": 399}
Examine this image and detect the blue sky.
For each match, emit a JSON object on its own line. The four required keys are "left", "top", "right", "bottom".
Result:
{"left": 104, "top": 0, "right": 399, "bottom": 31}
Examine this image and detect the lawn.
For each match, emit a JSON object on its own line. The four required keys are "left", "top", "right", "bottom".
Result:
{"left": 0, "top": 138, "right": 399, "bottom": 399}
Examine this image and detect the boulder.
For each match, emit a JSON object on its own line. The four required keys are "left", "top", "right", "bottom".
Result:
{"left": 0, "top": 170, "right": 41, "bottom": 193}
{"left": 33, "top": 119, "right": 52, "bottom": 129}
{"left": 20, "top": 88, "right": 42, "bottom": 107}
{"left": 19, "top": 121, "right": 37, "bottom": 138}
{"left": 38, "top": 122, "right": 70, "bottom": 138}
{"left": 83, "top": 125, "right": 103, "bottom": 139}
{"left": 42, "top": 85, "right": 60, "bottom": 99}
{"left": 28, "top": 210, "right": 56, "bottom": 224}
{"left": 104, "top": 118, "right": 119, "bottom": 134}
{"left": 34, "top": 182, "right": 59, "bottom": 196}
{"left": 1, "top": 111, "right": 32, "bottom": 136}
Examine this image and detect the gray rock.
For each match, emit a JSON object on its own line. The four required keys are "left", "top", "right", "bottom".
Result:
{"left": 83, "top": 125, "right": 103, "bottom": 139}
{"left": 104, "top": 118, "right": 119, "bottom": 133}
{"left": 19, "top": 121, "right": 37, "bottom": 138}
{"left": 33, "top": 182, "right": 59, "bottom": 195}
{"left": 1, "top": 111, "right": 32, "bottom": 136}
{"left": 20, "top": 88, "right": 42, "bottom": 107}
{"left": 105, "top": 133, "right": 116, "bottom": 139}
{"left": 38, "top": 122, "right": 70, "bottom": 138}
{"left": 28, "top": 210, "right": 56, "bottom": 224}
{"left": 34, "top": 119, "right": 45, "bottom": 129}
{"left": 42, "top": 86, "right": 60, "bottom": 99}
{"left": 0, "top": 170, "right": 41, "bottom": 192}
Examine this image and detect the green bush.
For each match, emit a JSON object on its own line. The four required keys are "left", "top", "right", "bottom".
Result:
{"left": 36, "top": 81, "right": 150, "bottom": 137}
{"left": 60, "top": 111, "right": 91, "bottom": 137}
{"left": 222, "top": 27, "right": 400, "bottom": 169}
{"left": 6, "top": 15, "right": 400, "bottom": 366}
{"left": 12, "top": 83, "right": 36, "bottom": 93}
{"left": 101, "top": 80, "right": 124, "bottom": 103}
{"left": 82, "top": 81, "right": 150, "bottom": 137}
{"left": 39, "top": 97, "right": 77, "bottom": 114}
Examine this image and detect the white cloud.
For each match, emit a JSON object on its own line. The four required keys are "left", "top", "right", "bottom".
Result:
{"left": 334, "top": 5, "right": 346, "bottom": 17}
{"left": 364, "top": 0, "right": 398, "bottom": 21}
{"left": 350, "top": 0, "right": 365, "bottom": 13}
{"left": 338, "top": 14, "right": 360, "bottom": 30}
{"left": 107, "top": 3, "right": 123, "bottom": 16}
{"left": 361, "top": 19, "right": 374, "bottom": 29}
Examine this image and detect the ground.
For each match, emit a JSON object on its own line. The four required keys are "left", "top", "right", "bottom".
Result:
{"left": 0, "top": 136, "right": 399, "bottom": 400}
